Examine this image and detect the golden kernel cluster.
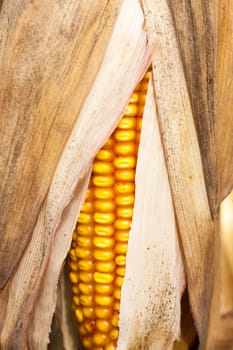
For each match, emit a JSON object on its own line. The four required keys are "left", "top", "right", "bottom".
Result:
{"left": 69, "top": 70, "right": 151, "bottom": 350}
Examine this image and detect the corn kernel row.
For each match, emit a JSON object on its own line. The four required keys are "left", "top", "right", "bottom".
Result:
{"left": 69, "top": 70, "right": 151, "bottom": 350}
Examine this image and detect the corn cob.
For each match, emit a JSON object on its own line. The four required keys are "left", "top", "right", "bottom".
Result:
{"left": 68, "top": 69, "right": 151, "bottom": 350}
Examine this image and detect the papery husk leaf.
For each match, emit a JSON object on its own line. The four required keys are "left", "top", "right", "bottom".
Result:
{"left": 216, "top": 1, "right": 233, "bottom": 203}
{"left": 166, "top": 0, "right": 217, "bottom": 216}
{"left": 28, "top": 170, "right": 91, "bottom": 350}
{"left": 117, "top": 78, "right": 185, "bottom": 349}
{"left": 0, "top": 0, "right": 122, "bottom": 289}
{"left": 142, "top": 1, "right": 218, "bottom": 348}
{"left": 0, "top": 0, "right": 157, "bottom": 348}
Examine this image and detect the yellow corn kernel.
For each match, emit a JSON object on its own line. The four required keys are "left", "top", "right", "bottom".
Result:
{"left": 95, "top": 306, "right": 112, "bottom": 319}
{"left": 96, "top": 149, "right": 114, "bottom": 161}
{"left": 94, "top": 199, "right": 115, "bottom": 212}
{"left": 113, "top": 288, "right": 121, "bottom": 300}
{"left": 93, "top": 272, "right": 114, "bottom": 284}
{"left": 116, "top": 266, "right": 125, "bottom": 277}
{"left": 95, "top": 284, "right": 114, "bottom": 295}
{"left": 84, "top": 320, "right": 96, "bottom": 333}
{"left": 114, "top": 141, "right": 136, "bottom": 156}
{"left": 138, "top": 92, "right": 147, "bottom": 105}
{"left": 79, "top": 324, "right": 88, "bottom": 336}
{"left": 115, "top": 193, "right": 134, "bottom": 206}
{"left": 75, "top": 247, "right": 92, "bottom": 259}
{"left": 113, "top": 156, "right": 136, "bottom": 169}
{"left": 113, "top": 129, "right": 136, "bottom": 142}
{"left": 79, "top": 272, "right": 93, "bottom": 283}
{"left": 115, "top": 169, "right": 135, "bottom": 181}
{"left": 110, "top": 328, "right": 119, "bottom": 340}
{"left": 75, "top": 308, "right": 83, "bottom": 323}
{"left": 96, "top": 319, "right": 112, "bottom": 332}
{"left": 105, "top": 341, "right": 117, "bottom": 350}
{"left": 78, "top": 283, "right": 93, "bottom": 295}
{"left": 115, "top": 276, "right": 123, "bottom": 288}
{"left": 85, "top": 188, "right": 93, "bottom": 200}
{"left": 93, "top": 249, "right": 115, "bottom": 261}
{"left": 116, "top": 206, "right": 133, "bottom": 218}
{"left": 92, "top": 175, "right": 115, "bottom": 188}
{"left": 94, "top": 187, "right": 115, "bottom": 200}
{"left": 102, "top": 137, "right": 115, "bottom": 149}
{"left": 77, "top": 236, "right": 92, "bottom": 249}
{"left": 78, "top": 212, "right": 93, "bottom": 224}
{"left": 117, "top": 117, "right": 137, "bottom": 130}
{"left": 80, "top": 295, "right": 93, "bottom": 307}
{"left": 124, "top": 103, "right": 138, "bottom": 117}
{"left": 114, "top": 181, "right": 135, "bottom": 194}
{"left": 94, "top": 294, "right": 114, "bottom": 307}
{"left": 69, "top": 249, "right": 77, "bottom": 262}
{"left": 82, "top": 307, "right": 95, "bottom": 319}
{"left": 115, "top": 242, "right": 128, "bottom": 255}
{"left": 69, "top": 261, "right": 79, "bottom": 271}
{"left": 93, "top": 333, "right": 108, "bottom": 346}
{"left": 78, "top": 260, "right": 93, "bottom": 272}
{"left": 94, "top": 225, "right": 114, "bottom": 237}
{"left": 113, "top": 301, "right": 120, "bottom": 311}
{"left": 129, "top": 92, "right": 139, "bottom": 103}
{"left": 111, "top": 313, "right": 119, "bottom": 327}
{"left": 77, "top": 224, "right": 94, "bottom": 236}
{"left": 115, "top": 231, "right": 129, "bottom": 243}
{"left": 115, "top": 255, "right": 126, "bottom": 266}
{"left": 82, "top": 336, "right": 93, "bottom": 349}
{"left": 141, "top": 79, "right": 150, "bottom": 91}
{"left": 72, "top": 285, "right": 79, "bottom": 295}
{"left": 114, "top": 219, "right": 131, "bottom": 230}
{"left": 73, "top": 295, "right": 80, "bottom": 306}
{"left": 93, "top": 161, "right": 114, "bottom": 175}
{"left": 81, "top": 201, "right": 94, "bottom": 213}
{"left": 94, "top": 212, "right": 115, "bottom": 225}
{"left": 144, "top": 71, "right": 151, "bottom": 80}
{"left": 94, "top": 237, "right": 115, "bottom": 249}
{"left": 95, "top": 261, "right": 116, "bottom": 273}
{"left": 69, "top": 271, "right": 78, "bottom": 284}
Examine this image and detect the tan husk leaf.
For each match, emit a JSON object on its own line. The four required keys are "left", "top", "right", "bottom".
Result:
{"left": 0, "top": 0, "right": 158, "bottom": 348}
{"left": 165, "top": 0, "right": 217, "bottom": 216}
{"left": 117, "top": 78, "right": 185, "bottom": 349}
{"left": 28, "top": 170, "right": 92, "bottom": 350}
{"left": 0, "top": 0, "right": 122, "bottom": 290}
{"left": 142, "top": 0, "right": 218, "bottom": 348}
{"left": 216, "top": 1, "right": 233, "bottom": 203}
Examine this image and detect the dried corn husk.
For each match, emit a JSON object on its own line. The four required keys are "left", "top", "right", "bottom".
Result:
{"left": 212, "top": 2, "right": 233, "bottom": 347}
{"left": 143, "top": 1, "right": 217, "bottom": 348}
{"left": 0, "top": 0, "right": 123, "bottom": 289}
{"left": 164, "top": 0, "right": 217, "bottom": 216}
{"left": 117, "top": 78, "right": 185, "bottom": 349}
